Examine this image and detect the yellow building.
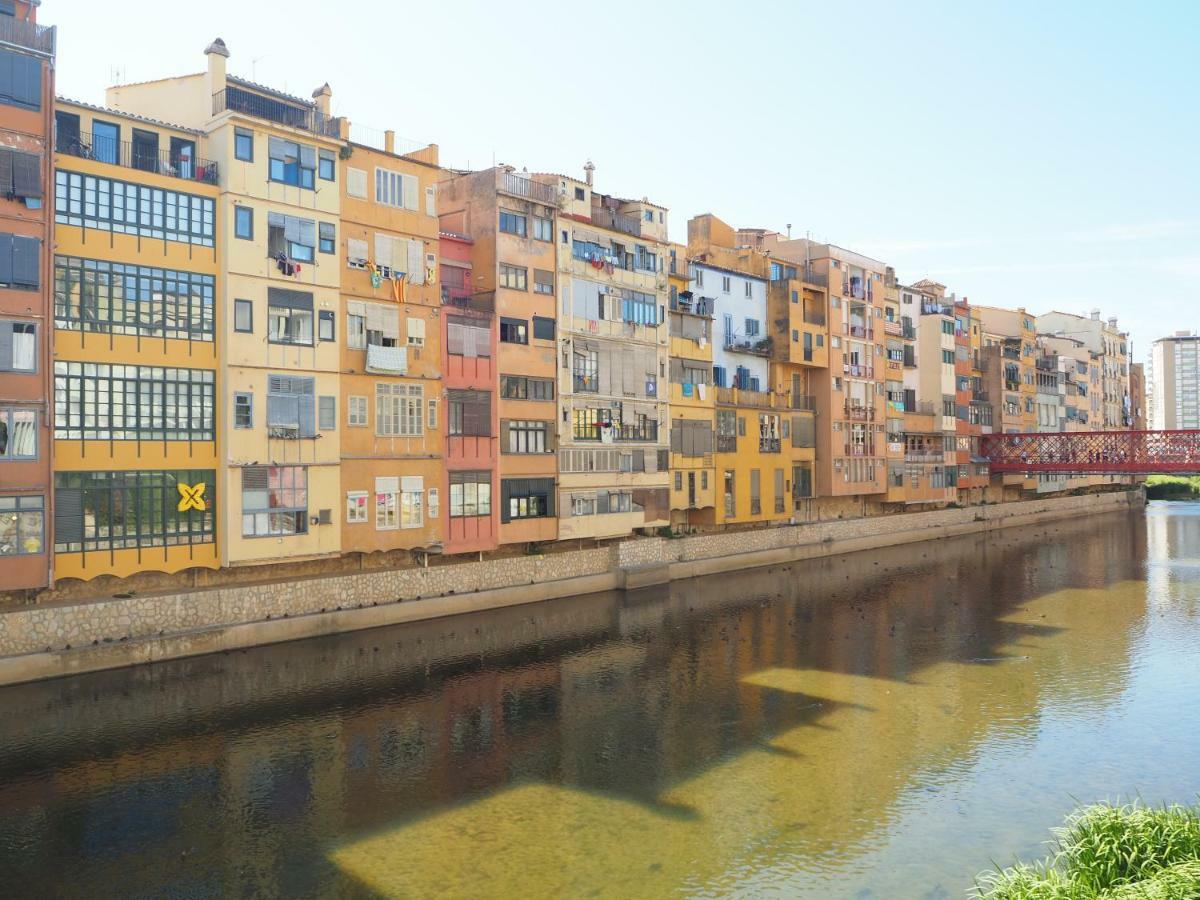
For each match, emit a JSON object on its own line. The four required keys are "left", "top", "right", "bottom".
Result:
{"left": 338, "top": 135, "right": 444, "bottom": 559}
{"left": 107, "top": 39, "right": 346, "bottom": 570}
{"left": 51, "top": 98, "right": 220, "bottom": 580}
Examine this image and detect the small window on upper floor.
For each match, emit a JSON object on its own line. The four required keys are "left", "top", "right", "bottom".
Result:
{"left": 574, "top": 187, "right": 585, "bottom": 201}
{"left": 318, "top": 149, "right": 336, "bottom": 181}
{"left": 644, "top": 210, "right": 653, "bottom": 222}
{"left": 0, "top": 48, "right": 40, "bottom": 112}
{"left": 235, "top": 128, "right": 253, "bottom": 162}
{"left": 235, "top": 206, "right": 253, "bottom": 240}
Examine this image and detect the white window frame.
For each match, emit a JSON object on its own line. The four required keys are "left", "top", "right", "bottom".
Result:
{"left": 348, "top": 395, "right": 368, "bottom": 427}
{"left": 346, "top": 491, "right": 368, "bottom": 523}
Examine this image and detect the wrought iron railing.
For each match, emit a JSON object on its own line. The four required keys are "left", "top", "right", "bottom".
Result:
{"left": 213, "top": 87, "right": 340, "bottom": 137}
{"left": 56, "top": 131, "right": 218, "bottom": 184}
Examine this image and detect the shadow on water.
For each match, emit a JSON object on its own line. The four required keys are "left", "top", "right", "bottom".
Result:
{"left": 0, "top": 507, "right": 1155, "bottom": 898}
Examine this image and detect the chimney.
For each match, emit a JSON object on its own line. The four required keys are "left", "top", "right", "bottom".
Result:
{"left": 312, "top": 82, "right": 332, "bottom": 118}
{"left": 1108, "top": 317, "right": 1118, "bottom": 329}
{"left": 204, "top": 38, "right": 229, "bottom": 100}
{"left": 1090, "top": 308, "right": 1101, "bottom": 320}
{"left": 583, "top": 159, "right": 594, "bottom": 187}
{"left": 384, "top": 130, "right": 395, "bottom": 154}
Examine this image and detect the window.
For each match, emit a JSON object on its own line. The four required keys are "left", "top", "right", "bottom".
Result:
{"left": 0, "top": 233, "right": 38, "bottom": 290}
{"left": 534, "top": 269, "right": 554, "bottom": 295}
{"left": 348, "top": 395, "right": 368, "bottom": 427}
{"left": 268, "top": 137, "right": 316, "bottom": 188}
{"left": 318, "top": 149, "right": 336, "bottom": 181}
{"left": 347, "top": 306, "right": 366, "bottom": 349}
{"left": 54, "top": 256, "right": 215, "bottom": 341}
{"left": 54, "top": 470, "right": 214, "bottom": 553}
{"left": 533, "top": 216, "right": 552, "bottom": 241}
{"left": 499, "top": 264, "right": 527, "bottom": 291}
{"left": 375, "top": 167, "right": 418, "bottom": 210}
{"left": 346, "top": 167, "right": 367, "bottom": 199}
{"left": 318, "top": 309, "right": 335, "bottom": 342}
{"left": 407, "top": 316, "right": 425, "bottom": 347}
{"left": 54, "top": 362, "right": 207, "bottom": 441}
{"left": 745, "top": 282, "right": 753, "bottom": 298}
{"left": 572, "top": 407, "right": 610, "bottom": 440}
{"left": 745, "top": 318, "right": 761, "bottom": 337}
{"left": 532, "top": 315, "right": 555, "bottom": 341}
{"left": 446, "top": 315, "right": 491, "bottom": 357}
{"left": 448, "top": 389, "right": 491, "bottom": 436}
{"left": 427, "top": 398, "right": 438, "bottom": 429}
{"left": 722, "top": 275, "right": 731, "bottom": 293}
{"left": 942, "top": 349, "right": 954, "bottom": 365}
{"left": 499, "top": 210, "right": 527, "bottom": 236}
{"left": 502, "top": 478, "right": 554, "bottom": 522}
{"left": 267, "top": 289, "right": 314, "bottom": 345}
{"left": 55, "top": 171, "right": 216, "bottom": 247}
{"left": 0, "top": 149, "right": 42, "bottom": 203}
{"left": 0, "top": 408, "right": 36, "bottom": 459}
{"left": 234, "top": 299, "right": 253, "bottom": 333}
{"left": 504, "top": 420, "right": 549, "bottom": 454}
{"left": 0, "top": 320, "right": 35, "bottom": 372}
{"left": 450, "top": 471, "right": 492, "bottom": 518}
{"left": 319, "top": 222, "right": 336, "bottom": 254}
{"left": 346, "top": 491, "right": 368, "bottom": 524}
{"left": 234, "top": 392, "right": 253, "bottom": 429}
{"left": 500, "top": 375, "right": 553, "bottom": 401}
{"left": 376, "top": 382, "right": 423, "bottom": 436}
{"left": 0, "top": 47, "right": 41, "bottom": 111}
{"left": 235, "top": 206, "right": 253, "bottom": 240}
{"left": 319, "top": 396, "right": 336, "bottom": 431}
{"left": 242, "top": 466, "right": 307, "bottom": 537}
{"left": 573, "top": 348, "right": 599, "bottom": 392}
{"left": 0, "top": 494, "right": 43, "bottom": 556}
{"left": 500, "top": 317, "right": 528, "bottom": 344}
{"left": 574, "top": 187, "right": 585, "bottom": 201}
{"left": 234, "top": 128, "right": 253, "bottom": 161}
{"left": 267, "top": 375, "right": 316, "bottom": 438}
{"left": 397, "top": 476, "right": 424, "bottom": 528}
{"left": 267, "top": 212, "right": 316, "bottom": 262}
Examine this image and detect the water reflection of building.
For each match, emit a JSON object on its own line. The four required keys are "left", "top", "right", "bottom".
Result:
{"left": 0, "top": 509, "right": 1149, "bottom": 896}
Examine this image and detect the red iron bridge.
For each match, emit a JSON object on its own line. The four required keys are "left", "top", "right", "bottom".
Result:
{"left": 981, "top": 429, "right": 1200, "bottom": 475}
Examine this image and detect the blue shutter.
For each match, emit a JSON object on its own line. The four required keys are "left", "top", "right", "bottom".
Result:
{"left": 12, "top": 235, "right": 37, "bottom": 287}
{"left": 0, "top": 232, "right": 11, "bottom": 286}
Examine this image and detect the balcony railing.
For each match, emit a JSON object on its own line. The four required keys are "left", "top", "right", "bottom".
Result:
{"left": 669, "top": 257, "right": 688, "bottom": 276}
{"left": 213, "top": 87, "right": 340, "bottom": 137}
{"left": 842, "top": 363, "right": 874, "bottom": 378}
{"left": 441, "top": 287, "right": 495, "bottom": 316}
{"left": 843, "top": 404, "right": 875, "bottom": 421}
{"left": 790, "top": 394, "right": 817, "bottom": 411}
{"left": 56, "top": 132, "right": 219, "bottom": 184}
{"left": 904, "top": 451, "right": 945, "bottom": 463}
{"left": 736, "top": 388, "right": 773, "bottom": 408}
{"left": 591, "top": 207, "right": 642, "bottom": 237}
{"left": 883, "top": 320, "right": 903, "bottom": 336}
{"left": 843, "top": 443, "right": 876, "bottom": 457}
{"left": 803, "top": 309, "right": 826, "bottom": 326}
{"left": 724, "top": 337, "right": 772, "bottom": 357}
{"left": 617, "top": 423, "right": 658, "bottom": 442}
{"left": 497, "top": 170, "right": 557, "bottom": 204}
{"left": 801, "top": 268, "right": 828, "bottom": 288}
{"left": 844, "top": 323, "right": 873, "bottom": 339}
{"left": 0, "top": 15, "right": 55, "bottom": 54}
{"left": 759, "top": 437, "right": 781, "bottom": 453}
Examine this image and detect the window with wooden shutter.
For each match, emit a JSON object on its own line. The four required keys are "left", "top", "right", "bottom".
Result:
{"left": 0, "top": 48, "right": 41, "bottom": 111}
{"left": 347, "top": 237, "right": 368, "bottom": 268}
{"left": 0, "top": 148, "right": 41, "bottom": 199}
{"left": 0, "top": 233, "right": 37, "bottom": 289}
{"left": 448, "top": 389, "right": 491, "bottom": 437}
{"left": 425, "top": 184, "right": 436, "bottom": 216}
{"left": 347, "top": 168, "right": 367, "bottom": 199}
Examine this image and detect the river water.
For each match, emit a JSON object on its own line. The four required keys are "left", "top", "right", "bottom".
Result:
{"left": 0, "top": 501, "right": 1198, "bottom": 899}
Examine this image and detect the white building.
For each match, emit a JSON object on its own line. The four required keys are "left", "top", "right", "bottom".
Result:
{"left": 1149, "top": 332, "right": 1200, "bottom": 430}
{"left": 694, "top": 263, "right": 769, "bottom": 392}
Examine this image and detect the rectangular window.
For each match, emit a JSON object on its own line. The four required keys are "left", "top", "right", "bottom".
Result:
{"left": 266, "top": 374, "right": 316, "bottom": 439}
{"left": 0, "top": 47, "right": 41, "bottom": 111}
{"left": 0, "top": 320, "right": 35, "bottom": 372}
{"left": 318, "top": 395, "right": 336, "bottom": 431}
{"left": 346, "top": 167, "right": 367, "bottom": 199}
{"left": 0, "top": 149, "right": 43, "bottom": 202}
{"left": 375, "top": 382, "right": 424, "bottom": 437}
{"left": 235, "top": 206, "right": 253, "bottom": 240}
{"left": 573, "top": 348, "right": 599, "bottom": 392}
{"left": 52, "top": 363, "right": 205, "bottom": 441}
{"left": 448, "top": 389, "right": 491, "bottom": 437}
{"left": 722, "top": 276, "right": 731, "bottom": 293}
{"left": 55, "top": 171, "right": 216, "bottom": 247}
{"left": 242, "top": 466, "right": 307, "bottom": 537}
{"left": 54, "top": 256, "right": 215, "bottom": 341}
{"left": 407, "top": 316, "right": 426, "bottom": 347}
{"left": 499, "top": 210, "right": 527, "bottom": 236}
{"left": 532, "top": 315, "right": 555, "bottom": 340}
{"left": 234, "top": 128, "right": 253, "bottom": 161}
{"left": 504, "top": 420, "right": 549, "bottom": 454}
{"left": 319, "top": 222, "right": 336, "bottom": 254}
{"left": 499, "top": 317, "right": 528, "bottom": 344}
{"left": 374, "top": 167, "right": 418, "bottom": 210}
{"left": 501, "top": 478, "right": 554, "bottom": 522}
{"left": 267, "top": 212, "right": 316, "bottom": 262}
{"left": 318, "top": 309, "right": 335, "bottom": 342}
{"left": 231, "top": 392, "right": 253, "bottom": 429}
{"left": 0, "top": 408, "right": 36, "bottom": 459}
{"left": 348, "top": 395, "right": 368, "bottom": 427}
{"left": 0, "top": 494, "right": 44, "bottom": 556}
{"left": 234, "top": 299, "right": 253, "bottom": 333}
{"left": 0, "top": 233, "right": 38, "bottom": 290}
{"left": 346, "top": 491, "right": 368, "bottom": 524}
{"left": 534, "top": 268, "right": 554, "bottom": 295}
{"left": 267, "top": 288, "right": 314, "bottom": 346}
{"left": 449, "top": 471, "right": 492, "bottom": 518}
{"left": 446, "top": 315, "right": 491, "bottom": 357}
{"left": 54, "top": 470, "right": 214, "bottom": 553}
{"left": 268, "top": 137, "right": 316, "bottom": 189}
{"left": 398, "top": 476, "right": 424, "bottom": 529}
{"left": 427, "top": 398, "right": 438, "bottom": 429}
{"left": 318, "top": 149, "right": 336, "bottom": 181}
{"left": 499, "top": 264, "right": 527, "bottom": 291}
{"left": 500, "top": 375, "right": 553, "bottom": 401}
{"left": 533, "top": 216, "right": 552, "bottom": 241}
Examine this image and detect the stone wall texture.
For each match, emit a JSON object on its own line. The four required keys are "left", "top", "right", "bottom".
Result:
{"left": 0, "top": 490, "right": 1140, "bottom": 661}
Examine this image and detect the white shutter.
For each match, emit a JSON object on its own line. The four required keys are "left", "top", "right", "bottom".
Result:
{"left": 403, "top": 174, "right": 419, "bottom": 211}
{"left": 374, "top": 233, "right": 393, "bottom": 268}
{"left": 407, "top": 239, "right": 424, "bottom": 285}
{"left": 376, "top": 476, "right": 399, "bottom": 493}
{"left": 424, "top": 184, "right": 436, "bottom": 216}
{"left": 401, "top": 476, "right": 423, "bottom": 492}
{"left": 407, "top": 317, "right": 426, "bottom": 343}
{"left": 347, "top": 168, "right": 367, "bottom": 199}
{"left": 347, "top": 238, "right": 368, "bottom": 265}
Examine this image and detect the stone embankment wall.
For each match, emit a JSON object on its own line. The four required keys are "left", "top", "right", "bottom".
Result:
{"left": 0, "top": 489, "right": 1142, "bottom": 685}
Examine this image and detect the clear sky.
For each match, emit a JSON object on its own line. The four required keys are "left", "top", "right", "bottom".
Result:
{"left": 44, "top": 0, "right": 1199, "bottom": 363}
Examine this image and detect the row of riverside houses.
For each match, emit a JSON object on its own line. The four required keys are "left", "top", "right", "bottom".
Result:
{"left": 0, "top": 21, "right": 1143, "bottom": 599}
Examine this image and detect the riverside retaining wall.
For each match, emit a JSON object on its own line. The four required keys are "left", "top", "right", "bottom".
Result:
{"left": 0, "top": 489, "right": 1143, "bottom": 685}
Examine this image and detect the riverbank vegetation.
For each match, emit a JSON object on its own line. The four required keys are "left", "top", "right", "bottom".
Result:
{"left": 975, "top": 802, "right": 1200, "bottom": 898}
{"left": 1145, "top": 475, "right": 1200, "bottom": 500}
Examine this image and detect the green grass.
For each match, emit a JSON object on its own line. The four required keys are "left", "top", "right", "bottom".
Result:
{"left": 975, "top": 802, "right": 1200, "bottom": 899}
{"left": 1145, "top": 476, "right": 1200, "bottom": 500}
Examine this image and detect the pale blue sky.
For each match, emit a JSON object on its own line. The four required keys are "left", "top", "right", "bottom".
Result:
{"left": 45, "top": 0, "right": 1199, "bottom": 362}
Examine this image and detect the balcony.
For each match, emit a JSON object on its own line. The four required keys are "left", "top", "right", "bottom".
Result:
{"left": 0, "top": 15, "right": 55, "bottom": 54}
{"left": 844, "top": 404, "right": 875, "bottom": 421}
{"left": 497, "top": 170, "right": 557, "bottom": 204}
{"left": 921, "top": 302, "right": 953, "bottom": 316}
{"left": 442, "top": 287, "right": 494, "bottom": 316}
{"left": 904, "top": 450, "right": 944, "bottom": 464}
{"left": 801, "top": 268, "right": 828, "bottom": 288}
{"left": 724, "top": 336, "right": 772, "bottom": 357}
{"left": 883, "top": 320, "right": 903, "bottom": 336}
{"left": 842, "top": 363, "right": 874, "bottom": 378}
{"left": 844, "top": 323, "right": 873, "bottom": 340}
{"left": 590, "top": 207, "right": 643, "bottom": 237}
{"left": 843, "top": 443, "right": 876, "bottom": 457}
{"left": 56, "top": 132, "right": 219, "bottom": 184}
{"left": 213, "top": 87, "right": 340, "bottom": 137}
{"left": 759, "top": 437, "right": 781, "bottom": 453}
{"left": 670, "top": 292, "right": 712, "bottom": 316}
{"left": 802, "top": 308, "right": 826, "bottom": 327}
{"left": 617, "top": 422, "right": 658, "bottom": 442}
{"left": 790, "top": 394, "right": 817, "bottom": 411}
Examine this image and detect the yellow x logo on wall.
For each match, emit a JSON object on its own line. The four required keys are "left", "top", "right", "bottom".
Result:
{"left": 177, "top": 482, "right": 207, "bottom": 513}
